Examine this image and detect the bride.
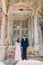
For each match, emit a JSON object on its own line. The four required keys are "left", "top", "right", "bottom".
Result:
{"left": 15, "top": 38, "right": 21, "bottom": 62}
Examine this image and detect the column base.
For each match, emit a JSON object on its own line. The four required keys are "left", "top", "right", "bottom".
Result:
{"left": 33, "top": 50, "right": 39, "bottom": 56}
{"left": 27, "top": 46, "right": 33, "bottom": 56}
{"left": 34, "top": 44, "right": 39, "bottom": 56}
{"left": 0, "top": 46, "right": 6, "bottom": 61}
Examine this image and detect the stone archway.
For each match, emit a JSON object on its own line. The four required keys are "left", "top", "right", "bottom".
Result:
{"left": 7, "top": 2, "right": 35, "bottom": 56}
{"left": 8, "top": 1, "right": 34, "bottom": 46}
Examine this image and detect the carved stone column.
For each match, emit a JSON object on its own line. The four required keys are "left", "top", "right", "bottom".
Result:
{"left": 5, "top": 14, "right": 8, "bottom": 42}
{"left": 0, "top": 13, "right": 10, "bottom": 60}
{"left": 0, "top": 13, "right": 6, "bottom": 60}
{"left": 5, "top": 14, "right": 10, "bottom": 46}
{"left": 1, "top": 14, "right": 5, "bottom": 45}
{"left": 8, "top": 17, "right": 13, "bottom": 45}
{"left": 28, "top": 17, "right": 33, "bottom": 46}
{"left": 34, "top": 15, "right": 39, "bottom": 55}
{"left": 27, "top": 17, "right": 34, "bottom": 56}
{"left": 1, "top": 14, "right": 9, "bottom": 45}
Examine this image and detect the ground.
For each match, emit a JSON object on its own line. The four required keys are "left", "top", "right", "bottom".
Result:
{"left": 1, "top": 56, "right": 43, "bottom": 65}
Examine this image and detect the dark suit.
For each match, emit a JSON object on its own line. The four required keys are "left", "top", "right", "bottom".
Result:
{"left": 21, "top": 38, "right": 29, "bottom": 60}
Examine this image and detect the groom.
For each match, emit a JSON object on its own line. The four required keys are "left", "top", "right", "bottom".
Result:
{"left": 21, "top": 35, "right": 29, "bottom": 60}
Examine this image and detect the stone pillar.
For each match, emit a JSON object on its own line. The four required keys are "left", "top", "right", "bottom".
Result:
{"left": 1, "top": 14, "right": 5, "bottom": 45}
{"left": 27, "top": 17, "right": 33, "bottom": 55}
{"left": 8, "top": 18, "right": 13, "bottom": 45}
{"left": 4, "top": 14, "right": 11, "bottom": 58}
{"left": 0, "top": 14, "right": 6, "bottom": 60}
{"left": 5, "top": 14, "right": 8, "bottom": 41}
{"left": 1, "top": 13, "right": 10, "bottom": 60}
{"left": 28, "top": 17, "right": 33, "bottom": 47}
{"left": 34, "top": 15, "right": 39, "bottom": 55}
{"left": 1, "top": 14, "right": 9, "bottom": 45}
{"left": 28, "top": 17, "right": 32, "bottom": 46}
{"left": 31, "top": 17, "right": 34, "bottom": 47}
{"left": 0, "top": 0, "right": 7, "bottom": 60}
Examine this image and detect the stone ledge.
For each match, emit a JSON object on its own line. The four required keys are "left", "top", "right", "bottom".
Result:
{"left": 7, "top": 50, "right": 39, "bottom": 57}
{"left": 27, "top": 51, "right": 33, "bottom": 56}
{"left": 33, "top": 50, "right": 39, "bottom": 56}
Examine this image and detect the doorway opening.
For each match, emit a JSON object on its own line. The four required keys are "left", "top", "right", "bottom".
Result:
{"left": 12, "top": 20, "right": 29, "bottom": 45}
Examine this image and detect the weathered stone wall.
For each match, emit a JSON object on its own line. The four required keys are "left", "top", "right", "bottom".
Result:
{"left": 0, "top": 0, "right": 43, "bottom": 61}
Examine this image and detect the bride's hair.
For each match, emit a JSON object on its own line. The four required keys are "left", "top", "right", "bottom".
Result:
{"left": 17, "top": 38, "right": 20, "bottom": 42}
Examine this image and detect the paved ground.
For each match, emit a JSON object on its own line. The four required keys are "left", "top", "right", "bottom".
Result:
{"left": 1, "top": 56, "right": 43, "bottom": 65}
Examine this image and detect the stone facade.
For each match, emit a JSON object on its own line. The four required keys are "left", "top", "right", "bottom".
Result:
{"left": 0, "top": 0, "right": 43, "bottom": 60}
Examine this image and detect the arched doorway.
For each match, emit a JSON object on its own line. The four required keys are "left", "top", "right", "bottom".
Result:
{"left": 12, "top": 20, "right": 28, "bottom": 43}
{"left": 8, "top": 2, "right": 34, "bottom": 46}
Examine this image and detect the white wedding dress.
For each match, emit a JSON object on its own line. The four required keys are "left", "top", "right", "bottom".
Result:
{"left": 15, "top": 42, "right": 21, "bottom": 61}
{"left": 0, "top": 62, "right": 5, "bottom": 65}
